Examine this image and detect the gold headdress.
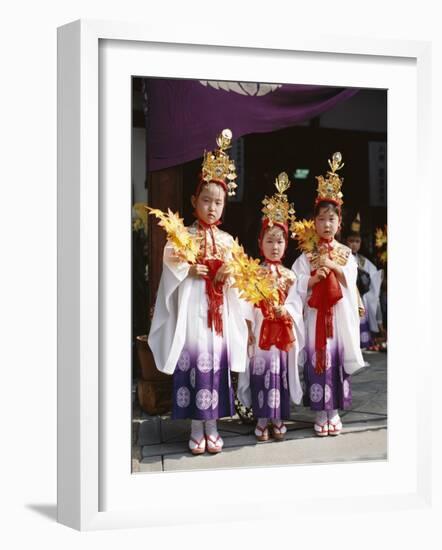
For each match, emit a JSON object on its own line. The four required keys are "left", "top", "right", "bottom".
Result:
{"left": 201, "top": 128, "right": 238, "bottom": 196}
{"left": 375, "top": 225, "right": 387, "bottom": 265}
{"left": 315, "top": 151, "right": 344, "bottom": 206}
{"left": 261, "top": 172, "right": 297, "bottom": 235}
{"left": 351, "top": 212, "right": 361, "bottom": 233}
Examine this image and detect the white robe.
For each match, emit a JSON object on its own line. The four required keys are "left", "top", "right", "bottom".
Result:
{"left": 237, "top": 266, "right": 305, "bottom": 407}
{"left": 292, "top": 251, "right": 365, "bottom": 375}
{"left": 355, "top": 253, "right": 383, "bottom": 332}
{"left": 148, "top": 239, "right": 249, "bottom": 376}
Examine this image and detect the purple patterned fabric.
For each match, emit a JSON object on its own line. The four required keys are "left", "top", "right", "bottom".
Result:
{"left": 359, "top": 309, "right": 373, "bottom": 349}
{"left": 145, "top": 79, "right": 359, "bottom": 171}
{"left": 172, "top": 345, "right": 234, "bottom": 420}
{"left": 302, "top": 345, "right": 352, "bottom": 411}
{"left": 250, "top": 350, "right": 291, "bottom": 420}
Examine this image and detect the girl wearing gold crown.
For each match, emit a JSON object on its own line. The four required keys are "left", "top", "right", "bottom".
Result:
{"left": 292, "top": 153, "right": 365, "bottom": 437}
{"left": 148, "top": 130, "right": 249, "bottom": 455}
{"left": 237, "top": 173, "right": 304, "bottom": 442}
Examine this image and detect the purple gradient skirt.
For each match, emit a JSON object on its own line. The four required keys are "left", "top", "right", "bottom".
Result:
{"left": 172, "top": 344, "right": 235, "bottom": 420}
{"left": 302, "top": 344, "right": 352, "bottom": 411}
{"left": 250, "top": 349, "right": 291, "bottom": 420}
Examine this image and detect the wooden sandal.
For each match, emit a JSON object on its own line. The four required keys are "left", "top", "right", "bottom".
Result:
{"left": 328, "top": 417, "right": 343, "bottom": 436}
{"left": 314, "top": 421, "right": 329, "bottom": 437}
{"left": 188, "top": 436, "right": 206, "bottom": 455}
{"left": 271, "top": 422, "right": 287, "bottom": 441}
{"left": 206, "top": 434, "right": 223, "bottom": 454}
{"left": 254, "top": 424, "right": 270, "bottom": 442}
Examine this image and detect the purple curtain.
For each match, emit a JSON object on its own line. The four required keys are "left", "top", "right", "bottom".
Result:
{"left": 145, "top": 79, "right": 359, "bottom": 171}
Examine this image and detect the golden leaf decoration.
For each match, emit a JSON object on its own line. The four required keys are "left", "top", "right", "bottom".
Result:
{"left": 146, "top": 206, "right": 199, "bottom": 263}
{"left": 227, "top": 240, "right": 279, "bottom": 306}
{"left": 291, "top": 219, "right": 319, "bottom": 253}
{"left": 132, "top": 202, "right": 148, "bottom": 234}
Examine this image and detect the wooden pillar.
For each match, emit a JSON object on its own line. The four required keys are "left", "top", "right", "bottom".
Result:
{"left": 137, "top": 165, "right": 182, "bottom": 415}
{"left": 147, "top": 166, "right": 183, "bottom": 316}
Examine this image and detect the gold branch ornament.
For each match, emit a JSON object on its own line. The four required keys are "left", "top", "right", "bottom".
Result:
{"left": 228, "top": 240, "right": 279, "bottom": 307}
{"left": 291, "top": 218, "right": 319, "bottom": 253}
{"left": 261, "top": 172, "right": 297, "bottom": 234}
{"left": 374, "top": 225, "right": 387, "bottom": 265}
{"left": 145, "top": 206, "right": 199, "bottom": 263}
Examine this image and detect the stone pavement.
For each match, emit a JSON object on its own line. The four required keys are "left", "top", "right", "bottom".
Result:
{"left": 132, "top": 350, "right": 387, "bottom": 473}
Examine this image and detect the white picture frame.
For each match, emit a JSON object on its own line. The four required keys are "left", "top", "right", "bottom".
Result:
{"left": 57, "top": 19, "right": 433, "bottom": 531}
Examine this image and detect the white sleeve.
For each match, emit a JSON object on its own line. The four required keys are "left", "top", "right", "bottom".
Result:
{"left": 336, "top": 253, "right": 365, "bottom": 374}
{"left": 225, "top": 285, "right": 249, "bottom": 373}
{"left": 285, "top": 280, "right": 305, "bottom": 404}
{"left": 147, "top": 243, "right": 192, "bottom": 374}
{"left": 291, "top": 253, "right": 311, "bottom": 305}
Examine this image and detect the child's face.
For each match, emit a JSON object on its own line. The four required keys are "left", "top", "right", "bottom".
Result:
{"left": 346, "top": 235, "right": 362, "bottom": 254}
{"left": 191, "top": 182, "right": 225, "bottom": 225}
{"left": 261, "top": 226, "right": 286, "bottom": 261}
{"left": 314, "top": 206, "right": 340, "bottom": 240}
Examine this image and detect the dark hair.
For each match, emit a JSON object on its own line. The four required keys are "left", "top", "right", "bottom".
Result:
{"left": 314, "top": 200, "right": 341, "bottom": 218}
{"left": 194, "top": 177, "right": 227, "bottom": 198}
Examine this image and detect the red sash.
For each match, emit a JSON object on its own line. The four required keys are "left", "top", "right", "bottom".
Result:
{"left": 201, "top": 258, "right": 224, "bottom": 336}
{"left": 258, "top": 288, "right": 295, "bottom": 353}
{"left": 308, "top": 270, "right": 342, "bottom": 374}
{"left": 196, "top": 219, "right": 225, "bottom": 336}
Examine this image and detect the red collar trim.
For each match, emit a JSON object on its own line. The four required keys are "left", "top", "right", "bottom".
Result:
{"left": 319, "top": 237, "right": 334, "bottom": 245}
{"left": 195, "top": 217, "right": 221, "bottom": 229}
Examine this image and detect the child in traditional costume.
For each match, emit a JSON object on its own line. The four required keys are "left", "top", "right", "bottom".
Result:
{"left": 345, "top": 214, "right": 384, "bottom": 350}
{"left": 237, "top": 173, "right": 304, "bottom": 442}
{"left": 148, "top": 129, "right": 249, "bottom": 455}
{"left": 374, "top": 225, "right": 388, "bottom": 350}
{"left": 292, "top": 153, "right": 365, "bottom": 437}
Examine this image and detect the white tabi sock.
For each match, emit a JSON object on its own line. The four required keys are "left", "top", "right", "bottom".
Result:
{"left": 257, "top": 417, "right": 268, "bottom": 429}
{"left": 204, "top": 419, "right": 219, "bottom": 439}
{"left": 327, "top": 409, "right": 340, "bottom": 422}
{"left": 190, "top": 420, "right": 204, "bottom": 442}
{"left": 204, "top": 419, "right": 223, "bottom": 450}
{"left": 315, "top": 410, "right": 328, "bottom": 425}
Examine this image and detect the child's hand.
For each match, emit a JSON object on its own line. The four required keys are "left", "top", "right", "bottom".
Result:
{"left": 168, "top": 249, "right": 187, "bottom": 264}
{"left": 319, "top": 256, "right": 336, "bottom": 271}
{"left": 273, "top": 305, "right": 288, "bottom": 318}
{"left": 189, "top": 264, "right": 209, "bottom": 278}
{"left": 213, "top": 263, "right": 229, "bottom": 285}
{"left": 316, "top": 267, "right": 330, "bottom": 281}
{"left": 308, "top": 268, "right": 329, "bottom": 288}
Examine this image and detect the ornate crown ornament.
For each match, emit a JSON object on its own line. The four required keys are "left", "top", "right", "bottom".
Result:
{"left": 201, "top": 128, "right": 238, "bottom": 196}
{"left": 351, "top": 212, "right": 361, "bottom": 233}
{"left": 261, "top": 172, "right": 297, "bottom": 235}
{"left": 315, "top": 151, "right": 344, "bottom": 206}
{"left": 375, "top": 225, "right": 387, "bottom": 265}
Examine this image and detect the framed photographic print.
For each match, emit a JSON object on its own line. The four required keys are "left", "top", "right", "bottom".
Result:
{"left": 57, "top": 19, "right": 432, "bottom": 531}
